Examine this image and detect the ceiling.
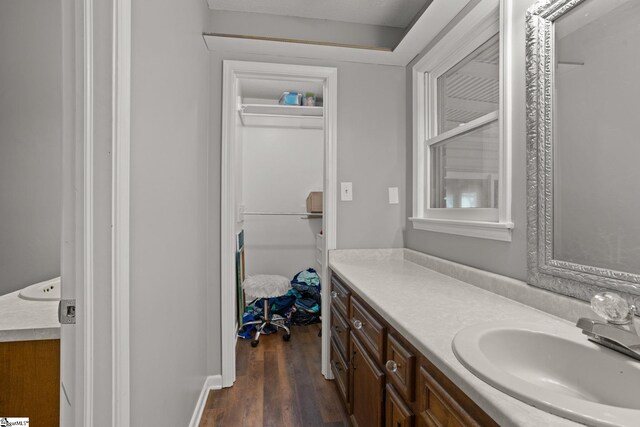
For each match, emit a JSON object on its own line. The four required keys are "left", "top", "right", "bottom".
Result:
{"left": 208, "top": 0, "right": 432, "bottom": 28}
{"left": 203, "top": 0, "right": 478, "bottom": 66}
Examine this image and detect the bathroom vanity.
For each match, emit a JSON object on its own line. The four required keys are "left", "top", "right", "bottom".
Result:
{"left": 330, "top": 271, "right": 497, "bottom": 427}
{"left": 328, "top": 249, "right": 599, "bottom": 427}
{"left": 0, "top": 289, "right": 60, "bottom": 425}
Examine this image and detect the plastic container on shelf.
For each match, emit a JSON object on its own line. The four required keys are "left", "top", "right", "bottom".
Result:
{"left": 279, "top": 91, "right": 302, "bottom": 106}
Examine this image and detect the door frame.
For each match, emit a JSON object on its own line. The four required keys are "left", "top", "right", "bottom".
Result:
{"left": 221, "top": 60, "right": 338, "bottom": 386}
{"left": 111, "top": 0, "right": 132, "bottom": 424}
{"left": 61, "top": 0, "right": 131, "bottom": 425}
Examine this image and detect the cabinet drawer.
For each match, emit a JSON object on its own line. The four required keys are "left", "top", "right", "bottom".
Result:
{"left": 330, "top": 304, "right": 350, "bottom": 360}
{"left": 330, "top": 338, "right": 350, "bottom": 408}
{"left": 331, "top": 275, "right": 350, "bottom": 319}
{"left": 386, "top": 384, "right": 414, "bottom": 427}
{"left": 350, "top": 298, "right": 386, "bottom": 364}
{"left": 386, "top": 334, "right": 416, "bottom": 402}
{"left": 417, "top": 364, "right": 497, "bottom": 427}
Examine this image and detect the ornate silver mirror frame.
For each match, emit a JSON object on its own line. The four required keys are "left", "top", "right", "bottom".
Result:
{"left": 526, "top": 0, "right": 640, "bottom": 306}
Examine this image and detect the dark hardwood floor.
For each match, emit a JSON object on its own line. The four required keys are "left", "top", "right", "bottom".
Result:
{"left": 199, "top": 324, "right": 350, "bottom": 427}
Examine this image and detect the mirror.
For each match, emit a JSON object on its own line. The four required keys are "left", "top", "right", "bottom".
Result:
{"left": 526, "top": 0, "right": 640, "bottom": 306}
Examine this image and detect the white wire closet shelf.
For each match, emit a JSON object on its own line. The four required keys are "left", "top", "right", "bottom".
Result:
{"left": 243, "top": 211, "right": 323, "bottom": 217}
{"left": 238, "top": 103, "right": 324, "bottom": 129}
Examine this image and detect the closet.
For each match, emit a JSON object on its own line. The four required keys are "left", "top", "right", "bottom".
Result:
{"left": 234, "top": 76, "right": 326, "bottom": 330}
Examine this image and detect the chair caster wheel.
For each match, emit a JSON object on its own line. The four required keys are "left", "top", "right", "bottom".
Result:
{"left": 283, "top": 334, "right": 291, "bottom": 342}
{"left": 251, "top": 340, "right": 259, "bottom": 347}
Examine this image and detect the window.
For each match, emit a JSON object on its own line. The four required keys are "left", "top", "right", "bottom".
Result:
{"left": 411, "top": 0, "right": 513, "bottom": 241}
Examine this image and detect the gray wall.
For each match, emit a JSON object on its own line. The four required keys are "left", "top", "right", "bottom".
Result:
{"left": 0, "top": 0, "right": 62, "bottom": 296}
{"left": 404, "top": 0, "right": 534, "bottom": 281}
{"left": 207, "top": 52, "right": 406, "bottom": 373}
{"left": 130, "top": 0, "right": 211, "bottom": 425}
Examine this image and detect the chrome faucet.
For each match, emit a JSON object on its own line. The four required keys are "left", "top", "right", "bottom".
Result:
{"left": 576, "top": 292, "right": 640, "bottom": 361}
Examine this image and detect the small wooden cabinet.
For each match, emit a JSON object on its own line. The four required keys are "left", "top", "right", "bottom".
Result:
{"left": 0, "top": 339, "right": 60, "bottom": 426}
{"left": 329, "top": 270, "right": 498, "bottom": 427}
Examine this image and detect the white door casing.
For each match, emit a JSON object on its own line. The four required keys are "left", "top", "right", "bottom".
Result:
{"left": 221, "top": 61, "right": 338, "bottom": 386}
{"left": 60, "top": 0, "right": 131, "bottom": 425}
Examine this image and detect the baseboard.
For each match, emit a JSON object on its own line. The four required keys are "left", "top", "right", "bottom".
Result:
{"left": 188, "top": 374, "right": 223, "bottom": 427}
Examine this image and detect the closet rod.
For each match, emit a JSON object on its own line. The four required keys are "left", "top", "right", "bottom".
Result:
{"left": 244, "top": 211, "right": 322, "bottom": 216}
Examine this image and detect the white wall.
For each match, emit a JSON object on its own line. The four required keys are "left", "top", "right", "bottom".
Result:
{"left": 404, "top": 0, "right": 533, "bottom": 281}
{"left": 130, "top": 0, "right": 211, "bottom": 425}
{"left": 208, "top": 53, "right": 406, "bottom": 373}
{"left": 242, "top": 126, "right": 323, "bottom": 278}
{"left": 0, "top": 0, "right": 62, "bottom": 295}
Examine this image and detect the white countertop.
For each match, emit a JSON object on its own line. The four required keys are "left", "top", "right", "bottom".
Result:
{"left": 329, "top": 248, "right": 584, "bottom": 427}
{"left": 0, "top": 288, "right": 60, "bottom": 342}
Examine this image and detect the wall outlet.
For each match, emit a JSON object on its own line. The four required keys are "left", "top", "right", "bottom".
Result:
{"left": 341, "top": 182, "right": 353, "bottom": 201}
{"left": 388, "top": 187, "right": 399, "bottom": 204}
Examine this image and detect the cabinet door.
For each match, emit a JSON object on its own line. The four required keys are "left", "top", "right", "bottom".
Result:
{"left": 350, "top": 332, "right": 384, "bottom": 427}
{"left": 386, "top": 384, "right": 414, "bottom": 427}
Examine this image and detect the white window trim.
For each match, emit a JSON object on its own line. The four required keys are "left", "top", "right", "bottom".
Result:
{"left": 410, "top": 0, "right": 513, "bottom": 242}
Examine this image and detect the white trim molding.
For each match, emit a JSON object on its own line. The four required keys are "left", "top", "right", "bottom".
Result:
{"left": 221, "top": 61, "right": 338, "bottom": 387}
{"left": 82, "top": 0, "right": 95, "bottom": 424}
{"left": 189, "top": 375, "right": 223, "bottom": 427}
{"left": 112, "top": 0, "right": 131, "bottom": 425}
{"left": 410, "top": 217, "right": 513, "bottom": 241}
{"left": 411, "top": 0, "right": 514, "bottom": 242}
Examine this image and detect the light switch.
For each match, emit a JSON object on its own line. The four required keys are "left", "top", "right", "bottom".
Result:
{"left": 388, "top": 187, "right": 399, "bottom": 204}
{"left": 341, "top": 182, "right": 353, "bottom": 201}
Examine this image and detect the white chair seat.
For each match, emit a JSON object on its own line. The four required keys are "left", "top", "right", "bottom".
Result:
{"left": 243, "top": 274, "right": 291, "bottom": 299}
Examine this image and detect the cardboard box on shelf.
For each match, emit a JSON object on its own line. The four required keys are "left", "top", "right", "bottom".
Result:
{"left": 306, "top": 192, "right": 323, "bottom": 213}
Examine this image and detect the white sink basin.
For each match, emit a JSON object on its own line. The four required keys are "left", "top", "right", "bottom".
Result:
{"left": 18, "top": 277, "right": 60, "bottom": 301}
{"left": 453, "top": 321, "right": 640, "bottom": 426}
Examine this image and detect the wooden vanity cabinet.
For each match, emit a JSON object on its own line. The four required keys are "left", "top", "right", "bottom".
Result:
{"left": 329, "top": 270, "right": 498, "bottom": 427}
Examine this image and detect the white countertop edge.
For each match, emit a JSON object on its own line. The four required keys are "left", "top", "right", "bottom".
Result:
{"left": 328, "top": 249, "right": 583, "bottom": 427}
{"left": 0, "top": 327, "right": 60, "bottom": 343}
{"left": 0, "top": 288, "right": 60, "bottom": 341}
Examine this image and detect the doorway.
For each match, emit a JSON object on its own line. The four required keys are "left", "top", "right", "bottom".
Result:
{"left": 221, "top": 61, "right": 337, "bottom": 386}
